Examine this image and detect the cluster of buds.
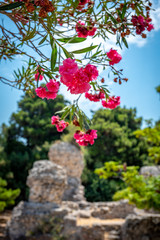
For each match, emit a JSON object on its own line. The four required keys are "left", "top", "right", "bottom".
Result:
{"left": 114, "top": 77, "right": 128, "bottom": 85}
{"left": 131, "top": 15, "right": 154, "bottom": 35}
{"left": 76, "top": 21, "right": 97, "bottom": 38}
{"left": 15, "top": 0, "right": 55, "bottom": 17}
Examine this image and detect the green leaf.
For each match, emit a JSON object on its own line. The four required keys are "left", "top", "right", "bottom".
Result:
{"left": 38, "top": 35, "right": 48, "bottom": 45}
{"left": 61, "top": 106, "right": 72, "bottom": 119}
{"left": 91, "top": 50, "right": 102, "bottom": 58}
{"left": 73, "top": 0, "right": 79, "bottom": 8}
{"left": 122, "top": 37, "right": 128, "bottom": 48}
{"left": 0, "top": 2, "right": 24, "bottom": 10}
{"left": 122, "top": 3, "right": 127, "bottom": 19}
{"left": 71, "top": 45, "right": 98, "bottom": 54}
{"left": 107, "top": 12, "right": 118, "bottom": 25}
{"left": 61, "top": 46, "right": 73, "bottom": 59}
{"left": 58, "top": 37, "right": 86, "bottom": 44}
{"left": 51, "top": 43, "right": 57, "bottom": 71}
{"left": 23, "top": 26, "right": 36, "bottom": 41}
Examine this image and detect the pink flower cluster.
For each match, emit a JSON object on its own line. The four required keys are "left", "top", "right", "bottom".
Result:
{"left": 59, "top": 58, "right": 98, "bottom": 94}
{"left": 85, "top": 91, "right": 105, "bottom": 102}
{"left": 35, "top": 79, "right": 60, "bottom": 100}
{"left": 131, "top": 15, "right": 154, "bottom": 35}
{"left": 107, "top": 49, "right": 122, "bottom": 66}
{"left": 51, "top": 115, "right": 69, "bottom": 132}
{"left": 76, "top": 21, "right": 97, "bottom": 38}
{"left": 74, "top": 129, "right": 97, "bottom": 146}
{"left": 35, "top": 67, "right": 44, "bottom": 81}
{"left": 102, "top": 96, "right": 120, "bottom": 109}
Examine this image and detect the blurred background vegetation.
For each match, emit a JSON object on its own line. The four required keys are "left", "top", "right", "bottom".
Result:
{"left": 0, "top": 91, "right": 159, "bottom": 211}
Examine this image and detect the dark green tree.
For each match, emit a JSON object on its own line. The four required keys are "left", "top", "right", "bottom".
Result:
{"left": 0, "top": 93, "right": 68, "bottom": 201}
{"left": 82, "top": 107, "right": 149, "bottom": 202}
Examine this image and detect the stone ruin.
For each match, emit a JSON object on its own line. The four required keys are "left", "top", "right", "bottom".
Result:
{"left": 7, "top": 141, "right": 160, "bottom": 240}
{"left": 27, "top": 142, "right": 85, "bottom": 203}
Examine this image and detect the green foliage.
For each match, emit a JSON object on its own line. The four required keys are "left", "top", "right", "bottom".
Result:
{"left": 0, "top": 93, "right": 68, "bottom": 202}
{"left": 82, "top": 107, "right": 149, "bottom": 202}
{"left": 0, "top": 177, "right": 20, "bottom": 212}
{"left": 96, "top": 162, "right": 160, "bottom": 211}
{"left": 134, "top": 122, "right": 160, "bottom": 163}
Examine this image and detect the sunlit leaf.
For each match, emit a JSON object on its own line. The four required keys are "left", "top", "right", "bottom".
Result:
{"left": 58, "top": 37, "right": 86, "bottom": 43}
{"left": 72, "top": 45, "right": 98, "bottom": 54}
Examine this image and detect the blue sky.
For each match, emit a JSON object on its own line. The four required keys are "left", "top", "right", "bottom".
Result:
{"left": 0, "top": 2, "right": 160, "bottom": 127}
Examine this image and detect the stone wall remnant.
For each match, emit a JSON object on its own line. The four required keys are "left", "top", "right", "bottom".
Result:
{"left": 121, "top": 213, "right": 160, "bottom": 240}
{"left": 27, "top": 160, "right": 68, "bottom": 203}
{"left": 48, "top": 142, "right": 84, "bottom": 179}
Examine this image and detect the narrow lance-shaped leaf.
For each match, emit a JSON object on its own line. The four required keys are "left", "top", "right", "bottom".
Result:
{"left": 61, "top": 46, "right": 73, "bottom": 59}
{"left": 61, "top": 105, "right": 72, "bottom": 120}
{"left": 122, "top": 37, "right": 128, "bottom": 48}
{"left": 23, "top": 26, "right": 36, "bottom": 41}
{"left": 0, "top": 2, "right": 24, "bottom": 10}
{"left": 58, "top": 37, "right": 86, "bottom": 43}
{"left": 72, "top": 45, "right": 98, "bottom": 54}
{"left": 38, "top": 35, "right": 48, "bottom": 45}
{"left": 51, "top": 43, "right": 57, "bottom": 71}
{"left": 121, "top": 3, "right": 127, "bottom": 19}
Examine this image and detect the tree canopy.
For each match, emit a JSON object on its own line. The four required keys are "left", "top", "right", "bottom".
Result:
{"left": 82, "top": 107, "right": 150, "bottom": 202}
{"left": 0, "top": 93, "right": 68, "bottom": 201}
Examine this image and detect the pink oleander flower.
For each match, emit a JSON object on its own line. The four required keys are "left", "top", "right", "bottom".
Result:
{"left": 35, "top": 67, "right": 44, "bottom": 81}
{"left": 131, "top": 15, "right": 154, "bottom": 35}
{"left": 107, "top": 49, "right": 122, "bottom": 66}
{"left": 51, "top": 115, "right": 60, "bottom": 125}
{"left": 76, "top": 21, "right": 89, "bottom": 38}
{"left": 59, "top": 58, "right": 78, "bottom": 87}
{"left": 84, "top": 64, "right": 99, "bottom": 81}
{"left": 35, "top": 79, "right": 59, "bottom": 100}
{"left": 88, "top": 27, "right": 97, "bottom": 36}
{"left": 59, "top": 59, "right": 98, "bottom": 94}
{"left": 45, "top": 91, "right": 57, "bottom": 100}
{"left": 85, "top": 91, "right": 105, "bottom": 102}
{"left": 68, "top": 68, "right": 90, "bottom": 94}
{"left": 35, "top": 87, "right": 46, "bottom": 99}
{"left": 46, "top": 79, "right": 60, "bottom": 92}
{"left": 102, "top": 96, "right": 120, "bottom": 109}
{"left": 74, "top": 129, "right": 97, "bottom": 146}
{"left": 147, "top": 24, "right": 154, "bottom": 31}
{"left": 76, "top": 21, "right": 97, "bottom": 38}
{"left": 56, "top": 120, "right": 69, "bottom": 132}
{"left": 51, "top": 115, "right": 69, "bottom": 132}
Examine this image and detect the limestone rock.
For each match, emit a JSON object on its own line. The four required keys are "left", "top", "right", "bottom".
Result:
{"left": 48, "top": 141, "right": 84, "bottom": 178}
{"left": 121, "top": 213, "right": 160, "bottom": 240}
{"left": 62, "top": 177, "right": 85, "bottom": 202}
{"left": 27, "top": 160, "right": 68, "bottom": 203}
{"left": 7, "top": 201, "right": 68, "bottom": 240}
{"left": 140, "top": 166, "right": 160, "bottom": 177}
{"left": 91, "top": 200, "right": 135, "bottom": 219}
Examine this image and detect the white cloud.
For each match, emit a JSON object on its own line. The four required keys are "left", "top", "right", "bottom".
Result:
{"left": 151, "top": 7, "right": 160, "bottom": 31}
